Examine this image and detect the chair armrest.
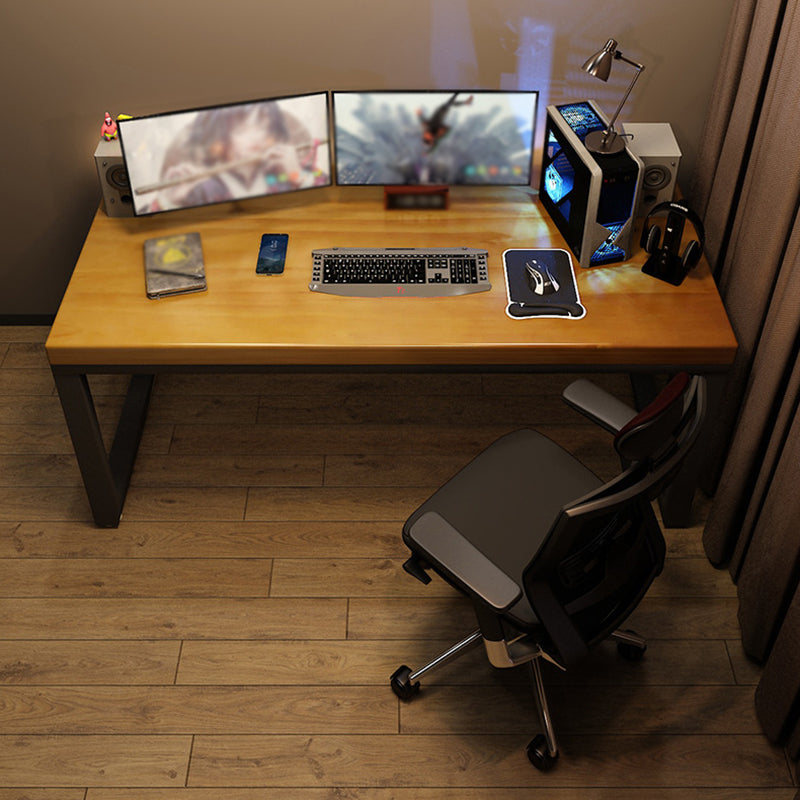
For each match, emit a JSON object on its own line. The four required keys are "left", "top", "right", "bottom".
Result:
{"left": 407, "top": 511, "right": 522, "bottom": 611}
{"left": 562, "top": 379, "right": 638, "bottom": 434}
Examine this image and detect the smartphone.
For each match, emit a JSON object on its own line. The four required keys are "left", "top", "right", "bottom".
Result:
{"left": 256, "top": 233, "right": 289, "bottom": 275}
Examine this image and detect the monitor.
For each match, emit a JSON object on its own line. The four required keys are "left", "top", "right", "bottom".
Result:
{"left": 118, "top": 92, "right": 331, "bottom": 215}
{"left": 331, "top": 90, "right": 538, "bottom": 187}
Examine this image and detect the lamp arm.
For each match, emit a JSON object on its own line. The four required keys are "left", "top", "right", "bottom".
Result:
{"left": 604, "top": 55, "right": 645, "bottom": 135}
{"left": 615, "top": 52, "right": 645, "bottom": 71}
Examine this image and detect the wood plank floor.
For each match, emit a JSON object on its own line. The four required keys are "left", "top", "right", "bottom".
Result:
{"left": 0, "top": 325, "right": 797, "bottom": 799}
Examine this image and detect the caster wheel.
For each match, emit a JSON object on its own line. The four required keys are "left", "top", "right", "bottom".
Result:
{"left": 618, "top": 641, "right": 647, "bottom": 661}
{"left": 527, "top": 734, "right": 558, "bottom": 771}
{"left": 617, "top": 635, "right": 647, "bottom": 661}
{"left": 390, "top": 665, "right": 420, "bottom": 701}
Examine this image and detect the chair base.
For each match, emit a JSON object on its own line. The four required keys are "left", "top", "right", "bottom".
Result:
{"left": 390, "top": 626, "right": 648, "bottom": 769}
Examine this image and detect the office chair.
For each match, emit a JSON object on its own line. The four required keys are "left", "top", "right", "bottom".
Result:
{"left": 390, "top": 372, "right": 706, "bottom": 769}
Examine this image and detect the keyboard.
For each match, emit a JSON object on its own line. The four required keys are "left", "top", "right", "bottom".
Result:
{"left": 309, "top": 247, "right": 491, "bottom": 297}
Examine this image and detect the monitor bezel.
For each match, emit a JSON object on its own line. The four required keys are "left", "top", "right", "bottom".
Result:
{"left": 330, "top": 89, "right": 539, "bottom": 188}
{"left": 117, "top": 91, "right": 332, "bottom": 217}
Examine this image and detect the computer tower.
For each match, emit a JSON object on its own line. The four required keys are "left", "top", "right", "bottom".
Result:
{"left": 539, "top": 101, "right": 643, "bottom": 268}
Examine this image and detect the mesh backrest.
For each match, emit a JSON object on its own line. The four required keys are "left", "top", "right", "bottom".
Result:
{"left": 614, "top": 372, "right": 691, "bottom": 463}
{"left": 522, "top": 375, "right": 706, "bottom": 668}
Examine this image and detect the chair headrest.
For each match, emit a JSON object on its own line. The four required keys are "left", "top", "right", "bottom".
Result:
{"left": 614, "top": 372, "right": 692, "bottom": 462}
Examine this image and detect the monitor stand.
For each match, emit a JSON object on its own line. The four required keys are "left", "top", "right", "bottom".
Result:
{"left": 384, "top": 185, "right": 449, "bottom": 210}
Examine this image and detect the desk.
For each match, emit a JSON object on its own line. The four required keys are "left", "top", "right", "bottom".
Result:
{"left": 46, "top": 186, "right": 736, "bottom": 527}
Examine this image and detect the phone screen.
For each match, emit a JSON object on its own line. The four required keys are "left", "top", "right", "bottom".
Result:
{"left": 256, "top": 234, "right": 289, "bottom": 275}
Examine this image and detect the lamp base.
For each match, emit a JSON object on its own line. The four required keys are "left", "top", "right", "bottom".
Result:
{"left": 584, "top": 129, "right": 626, "bottom": 155}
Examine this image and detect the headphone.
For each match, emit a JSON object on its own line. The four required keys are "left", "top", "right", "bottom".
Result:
{"left": 640, "top": 201, "right": 705, "bottom": 286}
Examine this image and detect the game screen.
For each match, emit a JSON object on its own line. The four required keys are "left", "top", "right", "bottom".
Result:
{"left": 542, "top": 127, "right": 578, "bottom": 221}
{"left": 118, "top": 92, "right": 331, "bottom": 215}
{"left": 541, "top": 103, "right": 606, "bottom": 223}
{"left": 332, "top": 90, "right": 538, "bottom": 186}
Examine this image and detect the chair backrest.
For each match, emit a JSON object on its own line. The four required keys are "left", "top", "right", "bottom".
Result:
{"left": 521, "top": 373, "right": 706, "bottom": 668}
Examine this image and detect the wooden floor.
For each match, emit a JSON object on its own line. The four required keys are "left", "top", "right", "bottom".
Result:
{"left": 0, "top": 325, "right": 797, "bottom": 800}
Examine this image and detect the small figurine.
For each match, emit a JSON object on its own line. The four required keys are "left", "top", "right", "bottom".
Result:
{"left": 101, "top": 111, "right": 117, "bottom": 140}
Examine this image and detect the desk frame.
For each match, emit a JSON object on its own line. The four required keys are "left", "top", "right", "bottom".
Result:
{"left": 52, "top": 360, "right": 725, "bottom": 529}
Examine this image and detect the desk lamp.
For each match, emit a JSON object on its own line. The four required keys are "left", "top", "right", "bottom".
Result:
{"left": 582, "top": 38, "right": 645, "bottom": 155}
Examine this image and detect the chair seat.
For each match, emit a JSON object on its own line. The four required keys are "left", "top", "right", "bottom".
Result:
{"left": 404, "top": 429, "right": 604, "bottom": 627}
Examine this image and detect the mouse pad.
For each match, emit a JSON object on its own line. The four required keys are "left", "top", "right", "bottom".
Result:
{"left": 503, "top": 248, "right": 586, "bottom": 319}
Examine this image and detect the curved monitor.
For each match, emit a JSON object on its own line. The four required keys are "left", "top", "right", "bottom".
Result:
{"left": 118, "top": 92, "right": 331, "bottom": 215}
{"left": 332, "top": 90, "right": 538, "bottom": 187}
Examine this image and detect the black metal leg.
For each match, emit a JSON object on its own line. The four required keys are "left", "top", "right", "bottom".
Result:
{"left": 658, "top": 371, "right": 724, "bottom": 528}
{"left": 629, "top": 373, "right": 659, "bottom": 410}
{"left": 53, "top": 370, "right": 153, "bottom": 528}
{"left": 629, "top": 371, "right": 724, "bottom": 528}
{"left": 657, "top": 464, "right": 696, "bottom": 528}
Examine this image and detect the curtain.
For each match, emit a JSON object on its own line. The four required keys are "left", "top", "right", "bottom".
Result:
{"left": 689, "top": 0, "right": 800, "bottom": 758}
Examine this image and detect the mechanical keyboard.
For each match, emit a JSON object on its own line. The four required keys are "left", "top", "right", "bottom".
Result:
{"left": 309, "top": 247, "right": 491, "bottom": 297}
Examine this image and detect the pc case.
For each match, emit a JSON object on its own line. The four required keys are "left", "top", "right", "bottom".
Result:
{"left": 539, "top": 101, "right": 643, "bottom": 268}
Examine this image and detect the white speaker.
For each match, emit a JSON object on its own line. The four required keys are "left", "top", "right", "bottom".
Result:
{"left": 94, "top": 138, "right": 133, "bottom": 217}
{"left": 624, "top": 123, "right": 681, "bottom": 217}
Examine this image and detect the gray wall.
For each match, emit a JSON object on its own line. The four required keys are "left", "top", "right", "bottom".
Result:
{"left": 0, "top": 0, "right": 734, "bottom": 317}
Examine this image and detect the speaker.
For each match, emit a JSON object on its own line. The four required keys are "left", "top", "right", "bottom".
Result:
{"left": 94, "top": 138, "right": 133, "bottom": 217}
{"left": 640, "top": 200, "right": 705, "bottom": 286}
{"left": 624, "top": 123, "right": 681, "bottom": 217}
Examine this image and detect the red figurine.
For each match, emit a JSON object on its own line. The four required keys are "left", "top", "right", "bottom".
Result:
{"left": 101, "top": 111, "right": 118, "bottom": 141}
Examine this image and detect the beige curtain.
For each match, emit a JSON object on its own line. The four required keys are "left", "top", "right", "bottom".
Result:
{"left": 689, "top": 0, "right": 800, "bottom": 757}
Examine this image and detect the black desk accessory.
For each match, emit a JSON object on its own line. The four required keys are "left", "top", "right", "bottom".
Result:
{"left": 503, "top": 248, "right": 585, "bottom": 319}
{"left": 640, "top": 201, "right": 705, "bottom": 286}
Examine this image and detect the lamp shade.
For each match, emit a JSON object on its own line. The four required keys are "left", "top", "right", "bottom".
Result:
{"left": 582, "top": 39, "right": 618, "bottom": 82}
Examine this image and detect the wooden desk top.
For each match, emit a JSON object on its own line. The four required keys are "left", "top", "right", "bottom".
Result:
{"left": 46, "top": 187, "right": 736, "bottom": 369}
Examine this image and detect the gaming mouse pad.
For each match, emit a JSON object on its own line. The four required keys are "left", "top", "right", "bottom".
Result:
{"left": 503, "top": 248, "right": 586, "bottom": 319}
